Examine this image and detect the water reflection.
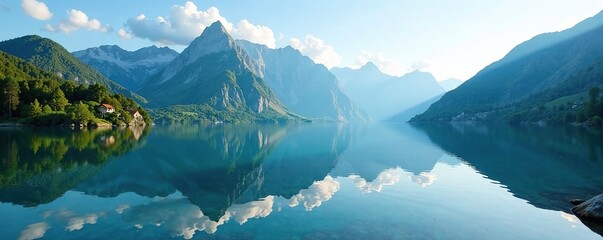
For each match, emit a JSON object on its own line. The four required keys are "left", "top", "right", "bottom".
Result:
{"left": 1, "top": 123, "right": 601, "bottom": 239}
{"left": 0, "top": 127, "right": 149, "bottom": 207}
{"left": 76, "top": 124, "right": 350, "bottom": 221}
{"left": 121, "top": 175, "right": 342, "bottom": 239}
{"left": 413, "top": 123, "right": 603, "bottom": 212}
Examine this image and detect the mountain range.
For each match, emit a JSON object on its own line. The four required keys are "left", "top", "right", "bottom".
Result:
{"left": 238, "top": 40, "right": 367, "bottom": 121}
{"left": 413, "top": 10, "right": 603, "bottom": 122}
{"left": 0, "top": 35, "right": 147, "bottom": 104}
{"left": 73, "top": 45, "right": 178, "bottom": 90}
{"left": 4, "top": 9, "right": 603, "bottom": 124}
{"left": 138, "top": 21, "right": 295, "bottom": 122}
{"left": 332, "top": 63, "right": 446, "bottom": 121}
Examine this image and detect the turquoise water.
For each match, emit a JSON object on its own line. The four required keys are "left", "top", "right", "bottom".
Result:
{"left": 0, "top": 123, "right": 602, "bottom": 239}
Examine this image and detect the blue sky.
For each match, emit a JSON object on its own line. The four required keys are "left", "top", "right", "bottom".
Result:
{"left": 1, "top": 0, "right": 602, "bottom": 80}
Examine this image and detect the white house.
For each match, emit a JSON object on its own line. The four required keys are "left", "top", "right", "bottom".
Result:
{"left": 98, "top": 104, "right": 115, "bottom": 114}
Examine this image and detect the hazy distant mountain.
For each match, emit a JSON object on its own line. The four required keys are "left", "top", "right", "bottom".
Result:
{"left": 0, "top": 35, "right": 147, "bottom": 103}
{"left": 439, "top": 78, "right": 463, "bottom": 91}
{"left": 332, "top": 62, "right": 391, "bottom": 89}
{"left": 139, "top": 21, "right": 293, "bottom": 121}
{"left": 73, "top": 45, "right": 178, "bottom": 90}
{"left": 238, "top": 40, "right": 367, "bottom": 121}
{"left": 332, "top": 63, "right": 445, "bottom": 121}
{"left": 413, "top": 10, "right": 603, "bottom": 122}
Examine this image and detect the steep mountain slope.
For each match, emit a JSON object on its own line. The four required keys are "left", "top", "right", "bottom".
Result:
{"left": 72, "top": 45, "right": 178, "bottom": 90}
{"left": 332, "top": 63, "right": 445, "bottom": 121}
{"left": 498, "top": 55, "right": 603, "bottom": 124}
{"left": 237, "top": 40, "right": 367, "bottom": 121}
{"left": 0, "top": 35, "right": 146, "bottom": 103}
{"left": 413, "top": 11, "right": 603, "bottom": 122}
{"left": 0, "top": 50, "right": 59, "bottom": 81}
{"left": 139, "top": 21, "right": 293, "bottom": 121}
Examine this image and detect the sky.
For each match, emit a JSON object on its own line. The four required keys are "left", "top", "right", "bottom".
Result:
{"left": 1, "top": 0, "right": 602, "bottom": 81}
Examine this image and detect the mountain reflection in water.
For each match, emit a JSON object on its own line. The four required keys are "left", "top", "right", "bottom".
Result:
{"left": 0, "top": 123, "right": 601, "bottom": 239}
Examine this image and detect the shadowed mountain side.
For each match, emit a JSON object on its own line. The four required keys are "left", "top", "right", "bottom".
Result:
{"left": 413, "top": 123, "right": 603, "bottom": 212}
{"left": 330, "top": 123, "right": 445, "bottom": 181}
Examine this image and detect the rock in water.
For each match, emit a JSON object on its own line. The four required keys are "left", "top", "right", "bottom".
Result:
{"left": 572, "top": 193, "right": 603, "bottom": 220}
{"left": 572, "top": 193, "right": 603, "bottom": 237}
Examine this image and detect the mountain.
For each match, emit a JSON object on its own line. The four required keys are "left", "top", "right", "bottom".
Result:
{"left": 72, "top": 45, "right": 178, "bottom": 90}
{"left": 439, "top": 78, "right": 463, "bottom": 91}
{"left": 237, "top": 40, "right": 367, "bottom": 121}
{"left": 331, "top": 63, "right": 446, "bottom": 121}
{"left": 0, "top": 50, "right": 59, "bottom": 81}
{"left": 0, "top": 35, "right": 147, "bottom": 103}
{"left": 413, "top": 11, "right": 603, "bottom": 122}
{"left": 139, "top": 21, "right": 294, "bottom": 121}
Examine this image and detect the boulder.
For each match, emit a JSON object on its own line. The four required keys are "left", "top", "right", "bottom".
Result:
{"left": 571, "top": 193, "right": 603, "bottom": 237}
{"left": 572, "top": 193, "right": 603, "bottom": 221}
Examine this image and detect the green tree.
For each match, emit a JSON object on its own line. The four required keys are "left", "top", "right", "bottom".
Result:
{"left": 104, "top": 112, "right": 120, "bottom": 124}
{"left": 87, "top": 83, "right": 109, "bottom": 102}
{"left": 137, "top": 106, "right": 151, "bottom": 124}
{"left": 1, "top": 77, "right": 20, "bottom": 119}
{"left": 119, "top": 109, "right": 132, "bottom": 124}
{"left": 563, "top": 112, "right": 574, "bottom": 123}
{"left": 60, "top": 81, "right": 77, "bottom": 99}
{"left": 50, "top": 88, "right": 69, "bottom": 111}
{"left": 42, "top": 105, "right": 52, "bottom": 114}
{"left": 589, "top": 87, "right": 600, "bottom": 105}
{"left": 28, "top": 99, "right": 42, "bottom": 117}
{"left": 67, "top": 102, "right": 95, "bottom": 126}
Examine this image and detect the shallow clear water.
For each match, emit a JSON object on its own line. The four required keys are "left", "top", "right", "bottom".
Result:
{"left": 0, "top": 123, "right": 602, "bottom": 239}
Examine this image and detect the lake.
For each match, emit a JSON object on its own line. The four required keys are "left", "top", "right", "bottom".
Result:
{"left": 0, "top": 123, "right": 602, "bottom": 239}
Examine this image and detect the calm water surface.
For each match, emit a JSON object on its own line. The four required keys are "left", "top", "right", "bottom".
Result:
{"left": 0, "top": 123, "right": 602, "bottom": 239}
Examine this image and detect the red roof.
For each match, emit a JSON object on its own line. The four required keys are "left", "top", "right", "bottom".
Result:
{"left": 100, "top": 104, "right": 114, "bottom": 109}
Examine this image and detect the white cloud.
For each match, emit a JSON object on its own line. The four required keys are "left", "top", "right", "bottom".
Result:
{"left": 288, "top": 176, "right": 340, "bottom": 211}
{"left": 222, "top": 196, "right": 275, "bottom": 225}
{"left": 123, "top": 196, "right": 275, "bottom": 239}
{"left": 231, "top": 19, "right": 275, "bottom": 48}
{"left": 352, "top": 51, "right": 404, "bottom": 76}
{"left": 117, "top": 29, "right": 132, "bottom": 40}
{"left": 122, "top": 2, "right": 275, "bottom": 47}
{"left": 46, "top": 9, "right": 111, "bottom": 34}
{"left": 350, "top": 168, "right": 402, "bottom": 193}
{"left": 115, "top": 204, "right": 131, "bottom": 214}
{"left": 408, "top": 172, "right": 437, "bottom": 188}
{"left": 409, "top": 60, "right": 431, "bottom": 72}
{"left": 21, "top": 0, "right": 52, "bottom": 20}
{"left": 19, "top": 222, "right": 50, "bottom": 240}
{"left": 65, "top": 213, "right": 99, "bottom": 231}
{"left": 289, "top": 35, "right": 342, "bottom": 69}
